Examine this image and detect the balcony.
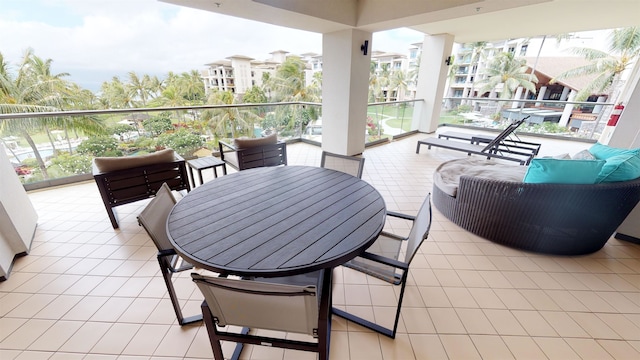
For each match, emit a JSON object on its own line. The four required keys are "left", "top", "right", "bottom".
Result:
{"left": 1, "top": 133, "right": 639, "bottom": 359}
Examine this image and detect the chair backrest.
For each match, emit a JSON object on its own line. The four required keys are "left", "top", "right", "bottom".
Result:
{"left": 192, "top": 273, "right": 319, "bottom": 336}
{"left": 403, "top": 194, "right": 432, "bottom": 264}
{"left": 137, "top": 183, "right": 176, "bottom": 251}
{"left": 237, "top": 142, "right": 287, "bottom": 170}
{"left": 481, "top": 117, "right": 528, "bottom": 152}
{"left": 320, "top": 151, "right": 365, "bottom": 178}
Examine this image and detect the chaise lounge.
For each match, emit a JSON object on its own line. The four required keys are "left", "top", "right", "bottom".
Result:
{"left": 416, "top": 118, "right": 537, "bottom": 165}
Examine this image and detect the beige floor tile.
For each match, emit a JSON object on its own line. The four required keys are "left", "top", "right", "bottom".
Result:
{"left": 58, "top": 321, "right": 112, "bottom": 353}
{"left": 534, "top": 337, "right": 581, "bottom": 360}
{"left": 502, "top": 335, "right": 547, "bottom": 359}
{"left": 408, "top": 334, "right": 448, "bottom": 360}
{"left": 91, "top": 323, "right": 141, "bottom": 354}
{"left": 27, "top": 320, "right": 83, "bottom": 351}
{"left": 0, "top": 319, "right": 55, "bottom": 350}
{"left": 428, "top": 308, "right": 466, "bottom": 334}
{"left": 493, "top": 288, "right": 534, "bottom": 310}
{"left": 348, "top": 332, "right": 382, "bottom": 360}
{"left": 470, "top": 334, "right": 515, "bottom": 359}
{"left": 511, "top": 310, "right": 558, "bottom": 336}
{"left": 569, "top": 312, "right": 621, "bottom": 340}
{"left": 539, "top": 311, "right": 590, "bottom": 338}
{"left": 483, "top": 309, "right": 528, "bottom": 336}
{"left": 439, "top": 334, "right": 481, "bottom": 359}
{"left": 565, "top": 338, "right": 615, "bottom": 360}
{"left": 597, "top": 339, "right": 640, "bottom": 359}
{"left": 456, "top": 308, "right": 497, "bottom": 335}
{"left": 443, "top": 287, "right": 479, "bottom": 308}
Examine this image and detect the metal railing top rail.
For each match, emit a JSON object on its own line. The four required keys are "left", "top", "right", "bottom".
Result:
{"left": 443, "top": 96, "right": 616, "bottom": 107}
{"left": 0, "top": 101, "right": 323, "bottom": 120}
{"left": 0, "top": 99, "right": 424, "bottom": 121}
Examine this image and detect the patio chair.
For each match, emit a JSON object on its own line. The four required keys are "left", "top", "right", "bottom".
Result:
{"left": 416, "top": 117, "right": 536, "bottom": 165}
{"left": 333, "top": 194, "right": 432, "bottom": 338}
{"left": 320, "top": 151, "right": 365, "bottom": 178}
{"left": 218, "top": 133, "right": 287, "bottom": 171}
{"left": 137, "top": 183, "right": 202, "bottom": 326}
{"left": 192, "top": 270, "right": 331, "bottom": 360}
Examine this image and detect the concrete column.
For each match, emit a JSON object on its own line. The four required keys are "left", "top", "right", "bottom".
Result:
{"left": 559, "top": 90, "right": 577, "bottom": 127}
{"left": 412, "top": 33, "right": 455, "bottom": 133}
{"left": 321, "top": 29, "right": 372, "bottom": 155}
{"left": 608, "top": 69, "right": 640, "bottom": 147}
{"left": 535, "top": 86, "right": 547, "bottom": 107}
{"left": 512, "top": 87, "right": 523, "bottom": 108}
{"left": 559, "top": 86, "right": 571, "bottom": 101}
{"left": 592, "top": 95, "right": 607, "bottom": 114}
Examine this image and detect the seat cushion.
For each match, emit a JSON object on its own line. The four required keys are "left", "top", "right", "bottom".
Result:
{"left": 233, "top": 133, "right": 277, "bottom": 149}
{"left": 434, "top": 158, "right": 527, "bottom": 196}
{"left": 93, "top": 149, "right": 176, "bottom": 173}
{"left": 523, "top": 158, "right": 605, "bottom": 184}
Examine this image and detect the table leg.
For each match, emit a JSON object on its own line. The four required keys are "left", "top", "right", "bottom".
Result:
{"left": 188, "top": 167, "right": 196, "bottom": 189}
{"left": 198, "top": 170, "right": 204, "bottom": 186}
{"left": 213, "top": 167, "right": 218, "bottom": 178}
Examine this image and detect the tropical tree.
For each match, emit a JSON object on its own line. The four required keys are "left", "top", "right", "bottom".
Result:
{"left": 463, "top": 41, "right": 488, "bottom": 103}
{"left": 267, "top": 57, "right": 320, "bottom": 131}
{"left": 478, "top": 52, "right": 538, "bottom": 101}
{"left": 201, "top": 90, "right": 261, "bottom": 139}
{"left": 388, "top": 70, "right": 408, "bottom": 101}
{"left": 552, "top": 27, "right": 640, "bottom": 102}
{"left": 0, "top": 49, "right": 104, "bottom": 179}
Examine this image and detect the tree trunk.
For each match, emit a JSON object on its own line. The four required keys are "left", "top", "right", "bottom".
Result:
{"left": 21, "top": 130, "right": 49, "bottom": 179}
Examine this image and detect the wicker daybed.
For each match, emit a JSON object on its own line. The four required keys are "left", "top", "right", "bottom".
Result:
{"left": 432, "top": 158, "right": 640, "bottom": 255}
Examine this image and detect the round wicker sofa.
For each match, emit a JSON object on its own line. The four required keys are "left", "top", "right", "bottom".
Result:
{"left": 432, "top": 159, "right": 640, "bottom": 255}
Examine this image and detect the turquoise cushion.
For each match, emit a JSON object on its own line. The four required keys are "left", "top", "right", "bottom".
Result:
{"left": 589, "top": 142, "right": 640, "bottom": 159}
{"left": 589, "top": 143, "right": 640, "bottom": 182}
{"left": 523, "top": 158, "right": 605, "bottom": 184}
{"left": 597, "top": 153, "right": 640, "bottom": 183}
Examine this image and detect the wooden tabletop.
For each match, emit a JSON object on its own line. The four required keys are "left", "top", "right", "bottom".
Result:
{"left": 167, "top": 166, "right": 386, "bottom": 277}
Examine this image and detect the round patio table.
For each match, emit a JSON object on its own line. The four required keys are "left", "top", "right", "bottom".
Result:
{"left": 167, "top": 165, "right": 386, "bottom": 278}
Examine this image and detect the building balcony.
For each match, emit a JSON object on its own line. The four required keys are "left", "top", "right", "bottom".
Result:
{"left": 1, "top": 131, "right": 639, "bottom": 359}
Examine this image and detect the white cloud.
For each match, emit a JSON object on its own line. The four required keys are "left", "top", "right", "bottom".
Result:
{"left": 0, "top": 0, "right": 423, "bottom": 90}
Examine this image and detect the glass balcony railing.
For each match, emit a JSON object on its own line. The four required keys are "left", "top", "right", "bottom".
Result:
{"left": 440, "top": 96, "right": 615, "bottom": 141}
{"left": 1, "top": 99, "right": 422, "bottom": 189}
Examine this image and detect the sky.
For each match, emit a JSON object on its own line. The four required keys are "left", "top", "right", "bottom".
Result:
{"left": 0, "top": 0, "right": 425, "bottom": 92}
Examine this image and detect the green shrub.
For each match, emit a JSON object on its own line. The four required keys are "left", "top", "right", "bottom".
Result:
{"left": 156, "top": 129, "right": 204, "bottom": 157}
{"left": 77, "top": 136, "right": 122, "bottom": 157}
{"left": 48, "top": 152, "right": 93, "bottom": 175}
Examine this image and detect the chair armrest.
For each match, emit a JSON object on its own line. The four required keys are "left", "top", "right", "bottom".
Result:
{"left": 157, "top": 248, "right": 177, "bottom": 257}
{"left": 386, "top": 211, "right": 416, "bottom": 221}
{"left": 359, "top": 251, "right": 409, "bottom": 271}
{"left": 218, "top": 140, "right": 236, "bottom": 162}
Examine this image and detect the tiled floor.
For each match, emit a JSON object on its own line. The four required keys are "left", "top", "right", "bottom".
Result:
{"left": 1, "top": 132, "right": 640, "bottom": 360}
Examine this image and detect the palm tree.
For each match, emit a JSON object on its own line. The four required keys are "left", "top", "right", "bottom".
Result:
{"left": 127, "top": 71, "right": 151, "bottom": 106}
{"left": 478, "top": 52, "right": 538, "bottom": 100}
{"left": 202, "top": 90, "right": 260, "bottom": 138}
{"left": 464, "top": 41, "right": 488, "bottom": 104}
{"left": 388, "top": 70, "right": 408, "bottom": 101}
{"left": 552, "top": 27, "right": 640, "bottom": 102}
{"left": 0, "top": 49, "right": 103, "bottom": 178}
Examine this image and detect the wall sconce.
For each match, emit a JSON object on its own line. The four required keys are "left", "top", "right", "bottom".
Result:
{"left": 445, "top": 56, "right": 453, "bottom": 66}
{"left": 361, "top": 40, "right": 369, "bottom": 55}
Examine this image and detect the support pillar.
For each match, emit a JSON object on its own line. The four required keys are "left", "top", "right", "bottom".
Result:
{"left": 535, "top": 86, "right": 547, "bottom": 107}
{"left": 412, "top": 33, "right": 454, "bottom": 133}
{"left": 559, "top": 90, "right": 576, "bottom": 127}
{"left": 321, "top": 29, "right": 372, "bottom": 155}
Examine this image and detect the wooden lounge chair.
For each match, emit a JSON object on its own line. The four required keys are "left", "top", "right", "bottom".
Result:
{"left": 416, "top": 117, "right": 535, "bottom": 165}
